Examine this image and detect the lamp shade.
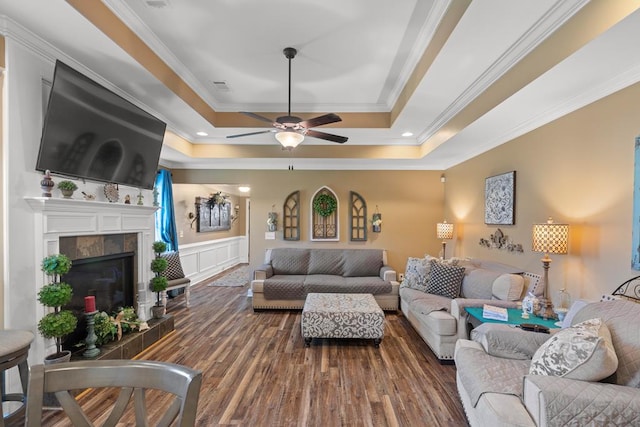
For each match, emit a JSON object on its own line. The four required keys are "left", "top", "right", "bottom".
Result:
{"left": 436, "top": 221, "right": 454, "bottom": 240}
{"left": 532, "top": 217, "right": 569, "bottom": 254}
{"left": 275, "top": 130, "right": 304, "bottom": 148}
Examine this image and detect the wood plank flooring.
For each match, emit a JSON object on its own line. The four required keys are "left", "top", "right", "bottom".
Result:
{"left": 40, "top": 266, "right": 469, "bottom": 426}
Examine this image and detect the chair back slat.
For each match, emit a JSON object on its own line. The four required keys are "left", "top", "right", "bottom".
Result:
{"left": 26, "top": 360, "right": 202, "bottom": 427}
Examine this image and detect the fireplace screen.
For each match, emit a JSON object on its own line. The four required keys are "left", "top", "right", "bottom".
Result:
{"left": 61, "top": 252, "right": 135, "bottom": 350}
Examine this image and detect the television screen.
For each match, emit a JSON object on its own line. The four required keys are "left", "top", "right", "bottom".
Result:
{"left": 36, "top": 60, "right": 166, "bottom": 189}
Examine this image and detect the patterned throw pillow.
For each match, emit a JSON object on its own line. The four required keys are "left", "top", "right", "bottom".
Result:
{"left": 401, "top": 257, "right": 433, "bottom": 292}
{"left": 529, "top": 318, "right": 618, "bottom": 381}
{"left": 160, "top": 251, "right": 185, "bottom": 280}
{"left": 426, "top": 261, "right": 465, "bottom": 299}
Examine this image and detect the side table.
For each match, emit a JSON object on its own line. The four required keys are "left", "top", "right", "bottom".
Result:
{"left": 465, "top": 307, "right": 558, "bottom": 332}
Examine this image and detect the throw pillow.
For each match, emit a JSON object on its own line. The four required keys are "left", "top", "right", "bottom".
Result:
{"left": 529, "top": 318, "right": 618, "bottom": 381}
{"left": 491, "top": 274, "right": 524, "bottom": 301}
{"left": 401, "top": 257, "right": 433, "bottom": 292}
{"left": 426, "top": 260, "right": 465, "bottom": 299}
{"left": 160, "top": 251, "right": 185, "bottom": 280}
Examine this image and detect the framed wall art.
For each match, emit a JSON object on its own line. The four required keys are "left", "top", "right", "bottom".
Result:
{"left": 484, "top": 171, "right": 516, "bottom": 225}
{"left": 195, "top": 196, "right": 231, "bottom": 232}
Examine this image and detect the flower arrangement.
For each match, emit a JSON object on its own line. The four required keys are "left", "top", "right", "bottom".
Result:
{"left": 372, "top": 212, "right": 382, "bottom": 232}
{"left": 207, "top": 191, "right": 228, "bottom": 207}
{"left": 313, "top": 194, "right": 337, "bottom": 217}
{"left": 267, "top": 212, "right": 277, "bottom": 231}
{"left": 92, "top": 307, "right": 148, "bottom": 347}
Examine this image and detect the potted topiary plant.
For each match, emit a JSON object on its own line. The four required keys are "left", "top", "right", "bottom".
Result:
{"left": 38, "top": 254, "right": 78, "bottom": 363}
{"left": 57, "top": 180, "right": 78, "bottom": 198}
{"left": 150, "top": 241, "right": 168, "bottom": 319}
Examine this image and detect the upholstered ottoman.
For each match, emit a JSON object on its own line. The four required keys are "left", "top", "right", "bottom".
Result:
{"left": 301, "top": 293, "right": 385, "bottom": 347}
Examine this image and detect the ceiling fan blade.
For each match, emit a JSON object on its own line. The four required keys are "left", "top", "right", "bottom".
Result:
{"left": 299, "top": 113, "right": 342, "bottom": 129}
{"left": 305, "top": 129, "right": 348, "bottom": 144}
{"left": 226, "top": 130, "right": 274, "bottom": 139}
{"left": 240, "top": 112, "right": 276, "bottom": 125}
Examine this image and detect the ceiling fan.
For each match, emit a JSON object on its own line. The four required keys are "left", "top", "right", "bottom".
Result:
{"left": 226, "top": 47, "right": 348, "bottom": 148}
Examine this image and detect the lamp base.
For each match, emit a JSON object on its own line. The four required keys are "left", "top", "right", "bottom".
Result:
{"left": 536, "top": 297, "right": 557, "bottom": 320}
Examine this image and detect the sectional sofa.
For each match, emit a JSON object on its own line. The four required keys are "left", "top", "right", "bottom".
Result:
{"left": 455, "top": 299, "right": 640, "bottom": 426}
{"left": 400, "top": 257, "right": 543, "bottom": 361}
{"left": 251, "top": 248, "right": 399, "bottom": 310}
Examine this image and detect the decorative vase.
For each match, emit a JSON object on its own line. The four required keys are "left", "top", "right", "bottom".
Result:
{"left": 61, "top": 189, "right": 74, "bottom": 199}
{"left": 43, "top": 350, "right": 72, "bottom": 408}
{"left": 372, "top": 213, "right": 382, "bottom": 233}
{"left": 267, "top": 212, "right": 277, "bottom": 232}
{"left": 151, "top": 305, "right": 165, "bottom": 319}
{"left": 40, "top": 170, "right": 55, "bottom": 197}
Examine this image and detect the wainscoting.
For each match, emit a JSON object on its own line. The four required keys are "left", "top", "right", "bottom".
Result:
{"left": 178, "top": 236, "right": 248, "bottom": 285}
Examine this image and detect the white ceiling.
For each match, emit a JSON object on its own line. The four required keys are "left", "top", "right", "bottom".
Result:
{"left": 1, "top": 0, "right": 640, "bottom": 171}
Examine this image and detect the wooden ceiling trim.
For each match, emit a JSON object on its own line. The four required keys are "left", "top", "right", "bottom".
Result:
{"left": 418, "top": 0, "right": 640, "bottom": 158}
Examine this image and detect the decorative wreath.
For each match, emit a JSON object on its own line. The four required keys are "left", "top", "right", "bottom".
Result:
{"left": 313, "top": 194, "right": 337, "bottom": 217}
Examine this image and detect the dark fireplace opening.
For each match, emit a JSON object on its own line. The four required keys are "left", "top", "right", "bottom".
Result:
{"left": 61, "top": 252, "right": 136, "bottom": 350}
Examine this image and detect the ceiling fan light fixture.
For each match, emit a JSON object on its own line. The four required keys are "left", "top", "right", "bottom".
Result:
{"left": 275, "top": 130, "right": 304, "bottom": 148}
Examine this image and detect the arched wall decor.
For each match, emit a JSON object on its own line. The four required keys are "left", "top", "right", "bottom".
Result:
{"left": 283, "top": 191, "right": 300, "bottom": 241}
{"left": 349, "top": 191, "right": 367, "bottom": 241}
{"left": 310, "top": 187, "right": 339, "bottom": 241}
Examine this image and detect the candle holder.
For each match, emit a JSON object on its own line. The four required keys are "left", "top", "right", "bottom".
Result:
{"left": 83, "top": 311, "right": 101, "bottom": 358}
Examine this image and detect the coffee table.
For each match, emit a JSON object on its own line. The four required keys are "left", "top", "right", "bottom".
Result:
{"left": 301, "top": 293, "right": 385, "bottom": 347}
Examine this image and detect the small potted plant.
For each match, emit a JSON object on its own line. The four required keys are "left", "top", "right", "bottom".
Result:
{"left": 57, "top": 180, "right": 78, "bottom": 198}
{"left": 150, "top": 241, "right": 168, "bottom": 319}
{"left": 38, "top": 254, "right": 78, "bottom": 363}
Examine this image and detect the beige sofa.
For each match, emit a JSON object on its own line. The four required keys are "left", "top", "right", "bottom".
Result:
{"left": 400, "top": 257, "right": 542, "bottom": 362}
{"left": 251, "top": 248, "right": 399, "bottom": 310}
{"left": 454, "top": 299, "right": 640, "bottom": 426}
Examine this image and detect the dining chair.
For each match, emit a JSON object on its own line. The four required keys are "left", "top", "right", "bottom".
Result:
{"left": 25, "top": 359, "right": 202, "bottom": 427}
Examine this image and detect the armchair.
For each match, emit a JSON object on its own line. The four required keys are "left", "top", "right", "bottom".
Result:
{"left": 454, "top": 300, "right": 640, "bottom": 426}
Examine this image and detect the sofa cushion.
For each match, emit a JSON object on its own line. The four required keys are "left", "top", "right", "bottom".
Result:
{"left": 302, "top": 276, "right": 391, "bottom": 295}
{"left": 270, "top": 249, "right": 310, "bottom": 275}
{"left": 308, "top": 250, "right": 345, "bottom": 276}
{"left": 409, "top": 293, "right": 452, "bottom": 316}
{"left": 342, "top": 249, "right": 383, "bottom": 277}
{"left": 571, "top": 300, "right": 640, "bottom": 387}
{"left": 491, "top": 274, "right": 524, "bottom": 301}
{"left": 263, "top": 275, "right": 307, "bottom": 300}
{"left": 529, "top": 318, "right": 618, "bottom": 381}
{"left": 426, "top": 261, "right": 465, "bottom": 299}
{"left": 401, "top": 256, "right": 433, "bottom": 292}
{"left": 461, "top": 268, "right": 502, "bottom": 300}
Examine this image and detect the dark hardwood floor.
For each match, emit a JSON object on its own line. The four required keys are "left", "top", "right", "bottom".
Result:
{"left": 41, "top": 266, "right": 469, "bottom": 426}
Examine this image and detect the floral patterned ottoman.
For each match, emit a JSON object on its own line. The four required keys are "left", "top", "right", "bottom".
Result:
{"left": 301, "top": 293, "right": 385, "bottom": 347}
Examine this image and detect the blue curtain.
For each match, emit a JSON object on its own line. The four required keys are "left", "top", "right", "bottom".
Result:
{"left": 154, "top": 169, "right": 179, "bottom": 252}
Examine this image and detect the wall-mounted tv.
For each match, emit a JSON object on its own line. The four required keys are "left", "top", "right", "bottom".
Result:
{"left": 36, "top": 60, "right": 166, "bottom": 190}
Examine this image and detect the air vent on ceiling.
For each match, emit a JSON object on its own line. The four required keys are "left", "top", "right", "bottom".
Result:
{"left": 211, "top": 81, "right": 231, "bottom": 92}
{"left": 144, "top": 0, "right": 170, "bottom": 8}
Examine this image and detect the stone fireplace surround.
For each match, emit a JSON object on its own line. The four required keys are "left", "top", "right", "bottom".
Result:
{"left": 26, "top": 197, "right": 159, "bottom": 361}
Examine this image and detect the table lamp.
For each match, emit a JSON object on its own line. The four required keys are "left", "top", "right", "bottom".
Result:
{"left": 436, "top": 221, "right": 454, "bottom": 259}
{"left": 532, "top": 217, "right": 569, "bottom": 319}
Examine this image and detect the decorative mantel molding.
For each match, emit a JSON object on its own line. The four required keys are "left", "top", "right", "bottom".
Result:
{"left": 26, "top": 197, "right": 159, "bottom": 325}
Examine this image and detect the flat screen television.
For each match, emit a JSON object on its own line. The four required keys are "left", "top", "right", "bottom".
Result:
{"left": 36, "top": 60, "right": 166, "bottom": 189}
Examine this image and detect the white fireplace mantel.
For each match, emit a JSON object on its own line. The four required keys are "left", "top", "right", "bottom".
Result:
{"left": 26, "top": 197, "right": 159, "bottom": 324}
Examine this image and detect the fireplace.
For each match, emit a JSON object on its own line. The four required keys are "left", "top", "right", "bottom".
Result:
{"left": 26, "top": 197, "right": 159, "bottom": 363}
{"left": 61, "top": 252, "right": 135, "bottom": 349}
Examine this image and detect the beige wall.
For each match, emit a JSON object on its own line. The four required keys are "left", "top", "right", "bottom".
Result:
{"left": 444, "top": 81, "right": 640, "bottom": 301}
{"left": 172, "top": 170, "right": 445, "bottom": 272}
{"left": 172, "top": 183, "right": 246, "bottom": 245}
